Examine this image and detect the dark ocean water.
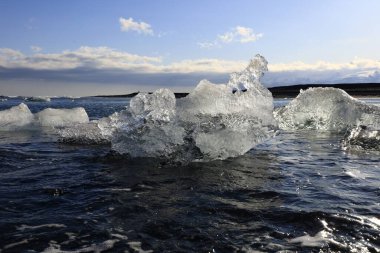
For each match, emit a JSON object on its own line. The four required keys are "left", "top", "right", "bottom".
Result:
{"left": 0, "top": 97, "right": 379, "bottom": 253}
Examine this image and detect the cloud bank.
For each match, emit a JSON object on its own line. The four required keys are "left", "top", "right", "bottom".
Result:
{"left": 1, "top": 46, "right": 380, "bottom": 96}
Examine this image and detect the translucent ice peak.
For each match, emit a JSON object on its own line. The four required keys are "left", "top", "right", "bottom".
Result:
{"left": 228, "top": 54, "right": 268, "bottom": 92}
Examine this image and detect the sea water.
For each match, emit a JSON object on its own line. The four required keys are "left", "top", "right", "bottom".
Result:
{"left": 0, "top": 96, "right": 379, "bottom": 252}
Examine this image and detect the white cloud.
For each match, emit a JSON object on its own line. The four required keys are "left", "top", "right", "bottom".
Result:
{"left": 119, "top": 17, "right": 153, "bottom": 35}
{"left": 199, "top": 26, "right": 262, "bottom": 49}
{"left": 30, "top": 45, "right": 42, "bottom": 52}
{"left": 219, "top": 26, "right": 263, "bottom": 43}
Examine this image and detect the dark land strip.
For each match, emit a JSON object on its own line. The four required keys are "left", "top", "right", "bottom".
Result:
{"left": 94, "top": 83, "right": 380, "bottom": 99}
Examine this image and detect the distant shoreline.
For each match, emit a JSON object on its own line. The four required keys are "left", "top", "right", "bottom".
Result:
{"left": 93, "top": 83, "right": 380, "bottom": 99}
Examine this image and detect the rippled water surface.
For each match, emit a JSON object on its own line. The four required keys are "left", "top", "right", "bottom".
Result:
{"left": 0, "top": 97, "right": 379, "bottom": 252}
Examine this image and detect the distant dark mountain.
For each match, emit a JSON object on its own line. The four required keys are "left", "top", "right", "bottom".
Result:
{"left": 268, "top": 83, "right": 380, "bottom": 97}
{"left": 94, "top": 83, "right": 380, "bottom": 99}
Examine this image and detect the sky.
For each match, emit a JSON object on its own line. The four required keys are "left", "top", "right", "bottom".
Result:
{"left": 1, "top": 0, "right": 380, "bottom": 96}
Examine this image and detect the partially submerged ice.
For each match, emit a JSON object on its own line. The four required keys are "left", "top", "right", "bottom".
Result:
{"left": 341, "top": 109, "right": 380, "bottom": 152}
{"left": 274, "top": 87, "right": 380, "bottom": 131}
{"left": 0, "top": 103, "right": 89, "bottom": 130}
{"left": 60, "top": 54, "right": 278, "bottom": 162}
{"left": 0, "top": 103, "right": 34, "bottom": 130}
{"left": 342, "top": 125, "right": 380, "bottom": 151}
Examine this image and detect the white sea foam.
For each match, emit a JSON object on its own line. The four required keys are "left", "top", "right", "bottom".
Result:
{"left": 344, "top": 168, "right": 368, "bottom": 179}
{"left": 127, "top": 241, "right": 153, "bottom": 253}
{"left": 289, "top": 219, "right": 343, "bottom": 248}
{"left": 41, "top": 239, "right": 118, "bottom": 253}
{"left": 289, "top": 230, "right": 331, "bottom": 247}
{"left": 17, "top": 223, "right": 67, "bottom": 231}
{"left": 2, "top": 239, "right": 29, "bottom": 250}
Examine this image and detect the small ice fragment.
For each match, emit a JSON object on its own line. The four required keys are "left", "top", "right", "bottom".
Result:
{"left": 25, "top": 96, "right": 51, "bottom": 102}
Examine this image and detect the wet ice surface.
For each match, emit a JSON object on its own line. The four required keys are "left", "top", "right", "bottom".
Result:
{"left": 0, "top": 97, "right": 379, "bottom": 252}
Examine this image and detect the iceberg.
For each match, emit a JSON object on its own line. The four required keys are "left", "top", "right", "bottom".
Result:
{"left": 0, "top": 103, "right": 34, "bottom": 130}
{"left": 60, "top": 54, "right": 278, "bottom": 162}
{"left": 36, "top": 107, "right": 89, "bottom": 127}
{"left": 274, "top": 87, "right": 380, "bottom": 131}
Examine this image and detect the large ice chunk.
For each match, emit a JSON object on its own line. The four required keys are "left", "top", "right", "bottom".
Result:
{"left": 274, "top": 87, "right": 380, "bottom": 131}
{"left": 0, "top": 103, "right": 34, "bottom": 130}
{"left": 176, "top": 54, "right": 277, "bottom": 160}
{"left": 60, "top": 55, "right": 277, "bottom": 162}
{"left": 36, "top": 107, "right": 89, "bottom": 127}
{"left": 178, "top": 55, "right": 273, "bottom": 121}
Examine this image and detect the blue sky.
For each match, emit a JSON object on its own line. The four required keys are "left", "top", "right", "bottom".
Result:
{"left": 1, "top": 0, "right": 380, "bottom": 96}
